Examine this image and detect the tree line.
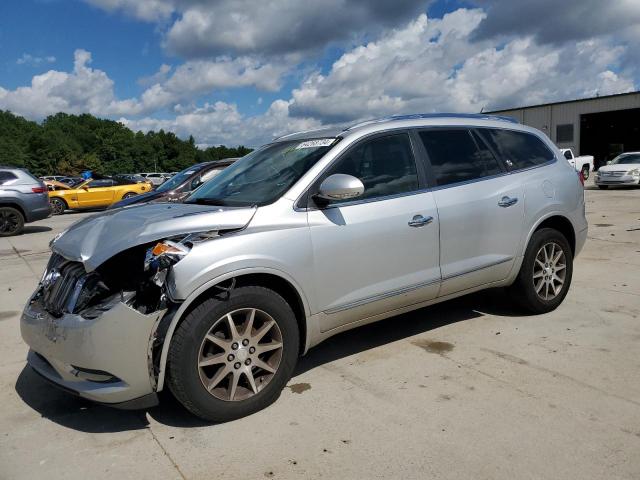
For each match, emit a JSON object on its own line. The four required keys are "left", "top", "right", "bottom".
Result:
{"left": 0, "top": 110, "right": 252, "bottom": 176}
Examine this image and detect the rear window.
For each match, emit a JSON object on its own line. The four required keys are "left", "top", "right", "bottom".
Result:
{"left": 477, "top": 128, "right": 555, "bottom": 171}
{"left": 0, "top": 171, "right": 18, "bottom": 185}
{"left": 419, "top": 129, "right": 503, "bottom": 186}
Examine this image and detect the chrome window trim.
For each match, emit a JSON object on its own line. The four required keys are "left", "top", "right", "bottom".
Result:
{"left": 323, "top": 277, "right": 441, "bottom": 315}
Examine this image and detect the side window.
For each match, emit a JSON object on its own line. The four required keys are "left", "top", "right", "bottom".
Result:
{"left": 478, "top": 128, "right": 555, "bottom": 171}
{"left": 323, "top": 133, "right": 419, "bottom": 202}
{"left": 0, "top": 171, "right": 18, "bottom": 185}
{"left": 419, "top": 129, "right": 502, "bottom": 187}
{"left": 89, "top": 179, "right": 114, "bottom": 188}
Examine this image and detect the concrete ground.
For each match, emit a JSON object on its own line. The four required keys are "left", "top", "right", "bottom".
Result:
{"left": 1, "top": 182, "right": 639, "bottom": 480}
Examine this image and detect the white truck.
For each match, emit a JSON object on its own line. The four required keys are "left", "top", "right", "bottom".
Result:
{"left": 560, "top": 149, "right": 594, "bottom": 180}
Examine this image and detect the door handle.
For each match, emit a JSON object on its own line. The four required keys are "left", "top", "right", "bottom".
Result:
{"left": 408, "top": 215, "right": 433, "bottom": 227}
{"left": 498, "top": 196, "right": 518, "bottom": 208}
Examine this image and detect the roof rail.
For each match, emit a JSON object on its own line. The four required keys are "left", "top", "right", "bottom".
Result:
{"left": 345, "top": 113, "right": 519, "bottom": 131}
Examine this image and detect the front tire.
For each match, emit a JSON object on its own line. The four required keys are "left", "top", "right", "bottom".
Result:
{"left": 122, "top": 192, "right": 137, "bottom": 199}
{"left": 49, "top": 197, "right": 67, "bottom": 215}
{"left": 509, "top": 228, "right": 573, "bottom": 314}
{"left": 0, "top": 207, "right": 25, "bottom": 237}
{"left": 167, "top": 286, "right": 299, "bottom": 422}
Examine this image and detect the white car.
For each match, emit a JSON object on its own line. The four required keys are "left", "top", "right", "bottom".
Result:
{"left": 138, "top": 172, "right": 167, "bottom": 186}
{"left": 594, "top": 152, "right": 640, "bottom": 189}
{"left": 560, "top": 149, "right": 594, "bottom": 180}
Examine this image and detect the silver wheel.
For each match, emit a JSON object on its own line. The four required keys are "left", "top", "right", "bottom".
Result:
{"left": 198, "top": 308, "right": 283, "bottom": 402}
{"left": 50, "top": 198, "right": 65, "bottom": 215}
{"left": 533, "top": 242, "right": 567, "bottom": 301}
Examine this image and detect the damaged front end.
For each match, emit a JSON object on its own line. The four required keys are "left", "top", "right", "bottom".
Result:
{"left": 21, "top": 203, "right": 257, "bottom": 406}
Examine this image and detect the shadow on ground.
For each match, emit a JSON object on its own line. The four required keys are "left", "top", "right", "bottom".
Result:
{"left": 15, "top": 288, "right": 524, "bottom": 432}
{"left": 20, "top": 226, "right": 52, "bottom": 234}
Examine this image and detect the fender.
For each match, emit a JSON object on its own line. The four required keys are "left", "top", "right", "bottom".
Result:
{"left": 520, "top": 211, "right": 576, "bottom": 256}
{"left": 155, "top": 266, "right": 312, "bottom": 392}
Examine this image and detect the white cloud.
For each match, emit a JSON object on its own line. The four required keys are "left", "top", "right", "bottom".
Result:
{"left": 83, "top": 0, "right": 173, "bottom": 22}
{"left": 0, "top": 50, "right": 290, "bottom": 119}
{"left": 288, "top": 9, "right": 636, "bottom": 122}
{"left": 2, "top": 7, "right": 638, "bottom": 147}
{"left": 0, "top": 49, "right": 140, "bottom": 119}
{"left": 121, "top": 99, "right": 321, "bottom": 147}
{"left": 16, "top": 53, "right": 56, "bottom": 66}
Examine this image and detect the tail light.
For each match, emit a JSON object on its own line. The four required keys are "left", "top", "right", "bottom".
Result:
{"left": 32, "top": 186, "right": 46, "bottom": 193}
{"left": 577, "top": 170, "right": 584, "bottom": 186}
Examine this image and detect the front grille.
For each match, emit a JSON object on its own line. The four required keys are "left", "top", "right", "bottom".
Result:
{"left": 600, "top": 171, "right": 625, "bottom": 177}
{"left": 41, "top": 255, "right": 87, "bottom": 317}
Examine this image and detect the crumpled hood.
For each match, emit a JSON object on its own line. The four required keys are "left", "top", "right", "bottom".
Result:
{"left": 52, "top": 202, "right": 257, "bottom": 271}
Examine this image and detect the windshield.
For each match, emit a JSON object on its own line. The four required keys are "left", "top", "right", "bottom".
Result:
{"left": 156, "top": 165, "right": 204, "bottom": 192}
{"left": 610, "top": 154, "right": 640, "bottom": 165}
{"left": 185, "top": 139, "right": 336, "bottom": 207}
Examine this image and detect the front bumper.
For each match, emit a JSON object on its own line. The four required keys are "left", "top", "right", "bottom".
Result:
{"left": 594, "top": 174, "right": 640, "bottom": 186}
{"left": 21, "top": 296, "right": 166, "bottom": 405}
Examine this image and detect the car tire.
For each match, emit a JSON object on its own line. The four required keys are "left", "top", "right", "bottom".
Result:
{"left": 508, "top": 228, "right": 573, "bottom": 314}
{"left": 0, "top": 206, "right": 25, "bottom": 237}
{"left": 581, "top": 165, "right": 590, "bottom": 181}
{"left": 49, "top": 198, "right": 67, "bottom": 215}
{"left": 597, "top": 185, "right": 609, "bottom": 190}
{"left": 167, "top": 286, "right": 299, "bottom": 422}
{"left": 122, "top": 192, "right": 137, "bottom": 199}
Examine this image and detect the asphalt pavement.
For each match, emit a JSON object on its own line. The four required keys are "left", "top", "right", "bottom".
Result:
{"left": 1, "top": 182, "right": 639, "bottom": 480}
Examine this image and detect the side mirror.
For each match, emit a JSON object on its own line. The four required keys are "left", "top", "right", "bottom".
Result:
{"left": 82, "top": 185, "right": 90, "bottom": 191}
{"left": 606, "top": 160, "right": 612, "bottom": 165}
{"left": 315, "top": 174, "right": 364, "bottom": 202}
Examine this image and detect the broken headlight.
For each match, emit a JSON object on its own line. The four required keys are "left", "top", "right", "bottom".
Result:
{"left": 144, "top": 232, "right": 217, "bottom": 286}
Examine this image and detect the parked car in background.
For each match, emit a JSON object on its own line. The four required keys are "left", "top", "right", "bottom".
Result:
{"left": 48, "top": 176, "right": 153, "bottom": 214}
{"left": 58, "top": 176, "right": 84, "bottom": 187}
{"left": 560, "top": 149, "right": 594, "bottom": 180}
{"left": 113, "top": 174, "right": 148, "bottom": 184}
{"left": 21, "top": 114, "right": 587, "bottom": 421}
{"left": 111, "top": 159, "right": 237, "bottom": 208}
{"left": 44, "top": 180, "right": 71, "bottom": 191}
{"left": 138, "top": 172, "right": 168, "bottom": 186}
{"left": 1, "top": 166, "right": 50, "bottom": 236}
{"left": 594, "top": 152, "right": 640, "bottom": 189}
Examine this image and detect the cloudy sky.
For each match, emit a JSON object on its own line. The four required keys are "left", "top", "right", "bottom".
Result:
{"left": 1, "top": 0, "right": 638, "bottom": 146}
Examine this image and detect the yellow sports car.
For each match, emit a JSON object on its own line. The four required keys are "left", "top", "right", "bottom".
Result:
{"left": 47, "top": 177, "right": 152, "bottom": 215}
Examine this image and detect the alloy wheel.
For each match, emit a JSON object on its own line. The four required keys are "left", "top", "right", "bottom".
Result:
{"left": 0, "top": 209, "right": 21, "bottom": 235}
{"left": 198, "top": 308, "right": 284, "bottom": 402}
{"left": 533, "top": 242, "right": 567, "bottom": 301}
{"left": 50, "top": 199, "right": 65, "bottom": 215}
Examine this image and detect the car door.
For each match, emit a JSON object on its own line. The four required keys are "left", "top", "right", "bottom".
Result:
{"left": 76, "top": 179, "right": 116, "bottom": 208}
{"left": 307, "top": 132, "right": 441, "bottom": 332}
{"left": 417, "top": 128, "right": 524, "bottom": 296}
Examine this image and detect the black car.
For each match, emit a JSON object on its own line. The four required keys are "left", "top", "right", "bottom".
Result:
{"left": 110, "top": 159, "right": 237, "bottom": 209}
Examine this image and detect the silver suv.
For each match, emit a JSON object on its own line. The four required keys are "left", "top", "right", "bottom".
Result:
{"left": 21, "top": 114, "right": 587, "bottom": 421}
{"left": 0, "top": 167, "right": 50, "bottom": 236}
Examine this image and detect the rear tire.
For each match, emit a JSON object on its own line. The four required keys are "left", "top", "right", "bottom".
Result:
{"left": 581, "top": 165, "right": 590, "bottom": 181}
{"left": 597, "top": 185, "right": 609, "bottom": 190}
{"left": 49, "top": 197, "right": 67, "bottom": 215}
{"left": 122, "top": 192, "right": 137, "bottom": 199}
{"left": 167, "top": 286, "right": 299, "bottom": 422}
{"left": 0, "top": 207, "right": 25, "bottom": 237}
{"left": 509, "top": 228, "right": 573, "bottom": 314}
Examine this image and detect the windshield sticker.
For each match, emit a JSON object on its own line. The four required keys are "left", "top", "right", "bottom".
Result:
{"left": 295, "top": 139, "right": 335, "bottom": 149}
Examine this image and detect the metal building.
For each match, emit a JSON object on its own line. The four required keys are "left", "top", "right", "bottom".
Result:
{"left": 487, "top": 91, "right": 640, "bottom": 169}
